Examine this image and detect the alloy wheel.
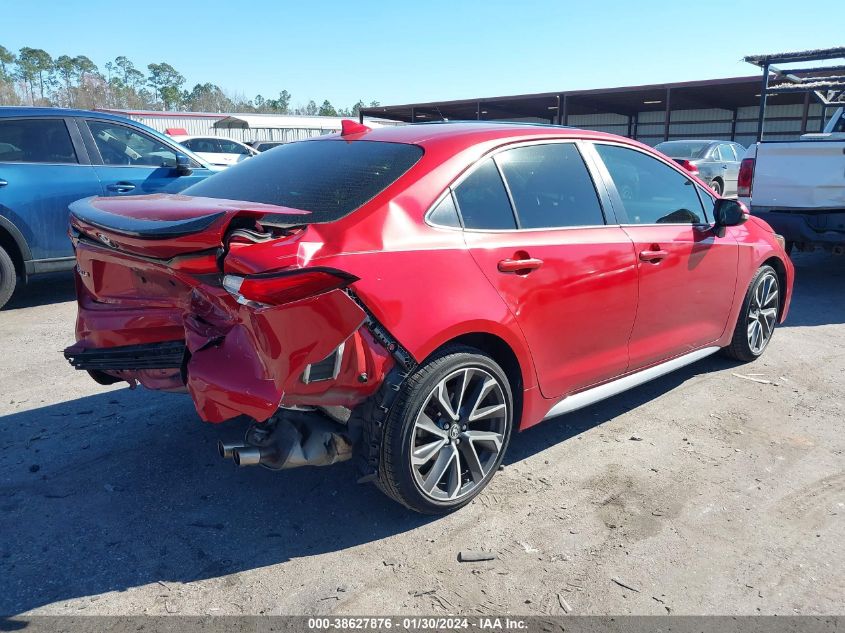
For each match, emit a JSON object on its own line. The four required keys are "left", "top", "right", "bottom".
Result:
{"left": 747, "top": 271, "right": 779, "bottom": 354}
{"left": 410, "top": 367, "right": 508, "bottom": 502}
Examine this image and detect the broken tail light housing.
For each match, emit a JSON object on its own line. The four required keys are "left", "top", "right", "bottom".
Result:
{"left": 737, "top": 157, "right": 755, "bottom": 198}
{"left": 223, "top": 268, "right": 358, "bottom": 308}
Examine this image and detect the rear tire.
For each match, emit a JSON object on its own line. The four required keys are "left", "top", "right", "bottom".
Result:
{"left": 722, "top": 265, "right": 780, "bottom": 362}
{"left": 377, "top": 346, "right": 513, "bottom": 514}
{"left": 710, "top": 179, "right": 723, "bottom": 196}
{"left": 0, "top": 245, "right": 17, "bottom": 310}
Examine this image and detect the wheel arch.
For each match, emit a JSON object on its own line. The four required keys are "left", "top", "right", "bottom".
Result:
{"left": 710, "top": 176, "right": 724, "bottom": 192}
{"left": 761, "top": 255, "right": 788, "bottom": 319}
{"left": 420, "top": 329, "right": 531, "bottom": 429}
{"left": 0, "top": 216, "right": 31, "bottom": 280}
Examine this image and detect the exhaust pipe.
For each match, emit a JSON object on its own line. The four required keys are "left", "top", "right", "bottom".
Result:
{"left": 218, "top": 441, "right": 246, "bottom": 460}
{"left": 218, "top": 410, "right": 353, "bottom": 470}
{"left": 232, "top": 446, "right": 263, "bottom": 467}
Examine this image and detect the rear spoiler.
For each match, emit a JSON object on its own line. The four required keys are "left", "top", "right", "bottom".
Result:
{"left": 70, "top": 197, "right": 226, "bottom": 240}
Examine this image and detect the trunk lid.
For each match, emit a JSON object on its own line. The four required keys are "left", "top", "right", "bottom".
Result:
{"left": 69, "top": 194, "right": 311, "bottom": 259}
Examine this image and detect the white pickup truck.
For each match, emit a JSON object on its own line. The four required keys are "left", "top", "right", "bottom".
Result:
{"left": 738, "top": 106, "right": 845, "bottom": 253}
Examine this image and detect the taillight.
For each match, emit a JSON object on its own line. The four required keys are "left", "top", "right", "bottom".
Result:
{"left": 737, "top": 158, "right": 755, "bottom": 198}
{"left": 223, "top": 268, "right": 358, "bottom": 308}
{"left": 678, "top": 159, "right": 699, "bottom": 176}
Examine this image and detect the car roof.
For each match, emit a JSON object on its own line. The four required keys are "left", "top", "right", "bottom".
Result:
{"left": 656, "top": 139, "right": 733, "bottom": 145}
{"left": 321, "top": 121, "right": 645, "bottom": 154}
{"left": 0, "top": 106, "right": 141, "bottom": 122}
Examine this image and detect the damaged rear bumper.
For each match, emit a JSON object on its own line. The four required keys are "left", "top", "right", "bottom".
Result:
{"left": 64, "top": 340, "right": 187, "bottom": 371}
{"left": 66, "top": 239, "right": 396, "bottom": 424}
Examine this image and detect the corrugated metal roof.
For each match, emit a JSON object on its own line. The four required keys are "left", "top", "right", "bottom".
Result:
{"left": 213, "top": 114, "right": 395, "bottom": 130}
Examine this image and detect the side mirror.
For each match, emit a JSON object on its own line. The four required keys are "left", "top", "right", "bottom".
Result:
{"left": 174, "top": 153, "right": 193, "bottom": 176}
{"left": 713, "top": 198, "right": 749, "bottom": 236}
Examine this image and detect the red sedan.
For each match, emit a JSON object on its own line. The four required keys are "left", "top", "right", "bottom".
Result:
{"left": 64, "top": 121, "right": 794, "bottom": 513}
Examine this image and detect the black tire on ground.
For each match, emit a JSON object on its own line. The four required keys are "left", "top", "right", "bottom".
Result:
{"left": 710, "top": 179, "right": 723, "bottom": 196}
{"left": 722, "top": 265, "right": 780, "bottom": 362}
{"left": 377, "top": 345, "right": 513, "bottom": 514}
{"left": 0, "top": 245, "right": 17, "bottom": 310}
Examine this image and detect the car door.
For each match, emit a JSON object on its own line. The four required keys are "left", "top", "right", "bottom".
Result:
{"left": 452, "top": 141, "right": 639, "bottom": 399}
{"left": 82, "top": 119, "right": 210, "bottom": 196}
{"left": 0, "top": 116, "right": 100, "bottom": 260}
{"left": 717, "top": 143, "right": 740, "bottom": 196}
{"left": 589, "top": 142, "right": 738, "bottom": 370}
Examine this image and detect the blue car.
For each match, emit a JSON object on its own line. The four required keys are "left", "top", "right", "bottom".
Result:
{"left": 0, "top": 107, "right": 218, "bottom": 308}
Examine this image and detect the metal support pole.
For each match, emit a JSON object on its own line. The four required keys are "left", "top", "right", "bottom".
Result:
{"left": 663, "top": 88, "right": 671, "bottom": 141}
{"left": 800, "top": 91, "right": 810, "bottom": 134}
{"left": 632, "top": 112, "right": 638, "bottom": 140}
{"left": 554, "top": 95, "right": 561, "bottom": 125}
{"left": 560, "top": 95, "right": 568, "bottom": 126}
{"left": 410, "top": 107, "right": 416, "bottom": 123}
{"left": 476, "top": 102, "right": 481, "bottom": 120}
{"left": 730, "top": 109, "right": 738, "bottom": 141}
{"left": 757, "top": 63, "right": 769, "bottom": 142}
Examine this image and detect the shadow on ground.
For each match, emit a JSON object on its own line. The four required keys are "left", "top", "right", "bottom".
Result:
{"left": 0, "top": 352, "right": 733, "bottom": 616}
{"left": 779, "top": 251, "right": 844, "bottom": 327}
{"left": 3, "top": 272, "right": 75, "bottom": 311}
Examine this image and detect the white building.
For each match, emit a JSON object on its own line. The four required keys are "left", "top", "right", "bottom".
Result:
{"left": 95, "top": 109, "right": 399, "bottom": 143}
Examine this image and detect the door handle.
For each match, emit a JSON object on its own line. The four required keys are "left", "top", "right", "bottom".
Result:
{"left": 497, "top": 257, "right": 544, "bottom": 274}
{"left": 0, "top": 178, "right": 7, "bottom": 187}
{"left": 721, "top": 164, "right": 728, "bottom": 169}
{"left": 639, "top": 248, "right": 669, "bottom": 263}
{"left": 106, "top": 182, "right": 136, "bottom": 193}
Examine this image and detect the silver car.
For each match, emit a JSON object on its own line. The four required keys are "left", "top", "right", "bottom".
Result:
{"left": 654, "top": 140, "right": 745, "bottom": 197}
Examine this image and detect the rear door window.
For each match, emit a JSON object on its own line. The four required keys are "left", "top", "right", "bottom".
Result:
{"left": 184, "top": 139, "right": 423, "bottom": 223}
{"left": 453, "top": 159, "right": 517, "bottom": 230}
{"left": 495, "top": 143, "right": 605, "bottom": 229}
{"left": 594, "top": 143, "right": 706, "bottom": 225}
{"left": 0, "top": 118, "right": 78, "bottom": 164}
{"left": 717, "top": 144, "right": 737, "bottom": 161}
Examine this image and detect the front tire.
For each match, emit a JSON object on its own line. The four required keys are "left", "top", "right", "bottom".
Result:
{"left": 0, "top": 245, "right": 17, "bottom": 310}
{"left": 723, "top": 265, "right": 780, "bottom": 362}
{"left": 377, "top": 346, "right": 513, "bottom": 514}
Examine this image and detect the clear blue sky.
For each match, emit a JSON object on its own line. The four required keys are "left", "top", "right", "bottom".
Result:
{"left": 4, "top": 0, "right": 842, "bottom": 108}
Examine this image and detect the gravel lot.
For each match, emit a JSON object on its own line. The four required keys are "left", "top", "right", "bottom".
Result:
{"left": 0, "top": 252, "right": 842, "bottom": 617}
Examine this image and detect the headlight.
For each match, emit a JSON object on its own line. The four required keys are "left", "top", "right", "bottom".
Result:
{"left": 774, "top": 234, "right": 786, "bottom": 250}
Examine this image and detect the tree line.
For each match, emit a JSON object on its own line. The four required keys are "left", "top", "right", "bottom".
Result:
{"left": 0, "top": 45, "right": 379, "bottom": 116}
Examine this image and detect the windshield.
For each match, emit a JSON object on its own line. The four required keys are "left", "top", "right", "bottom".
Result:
{"left": 654, "top": 141, "right": 711, "bottom": 159}
{"left": 183, "top": 139, "right": 423, "bottom": 223}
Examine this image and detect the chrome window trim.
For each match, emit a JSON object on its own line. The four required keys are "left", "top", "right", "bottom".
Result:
{"left": 425, "top": 137, "right": 612, "bottom": 233}
{"left": 0, "top": 160, "right": 91, "bottom": 167}
{"left": 460, "top": 223, "right": 618, "bottom": 235}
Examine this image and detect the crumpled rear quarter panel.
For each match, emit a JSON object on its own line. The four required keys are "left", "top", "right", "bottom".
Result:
{"left": 184, "top": 286, "right": 368, "bottom": 422}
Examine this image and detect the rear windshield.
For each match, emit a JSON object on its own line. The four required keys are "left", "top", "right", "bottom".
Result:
{"left": 183, "top": 139, "right": 423, "bottom": 222}
{"left": 654, "top": 141, "right": 711, "bottom": 159}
